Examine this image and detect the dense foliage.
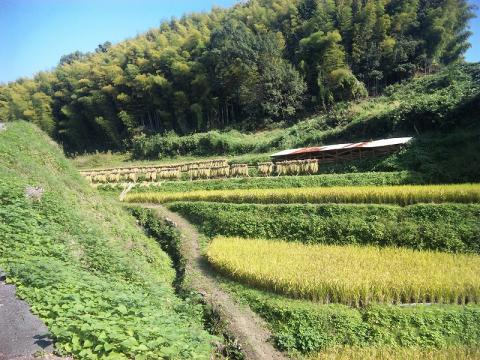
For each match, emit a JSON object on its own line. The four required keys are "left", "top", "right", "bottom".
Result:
{"left": 125, "top": 184, "right": 480, "bottom": 205}
{"left": 0, "top": 122, "right": 214, "bottom": 358}
{"left": 130, "top": 62, "right": 480, "bottom": 159}
{"left": 168, "top": 202, "right": 480, "bottom": 253}
{"left": 0, "top": 0, "right": 474, "bottom": 152}
{"left": 224, "top": 281, "right": 480, "bottom": 354}
{"left": 207, "top": 237, "right": 480, "bottom": 305}
{"left": 127, "top": 206, "right": 185, "bottom": 289}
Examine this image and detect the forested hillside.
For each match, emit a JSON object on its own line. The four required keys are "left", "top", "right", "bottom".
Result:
{"left": 0, "top": 0, "right": 474, "bottom": 153}
{"left": 130, "top": 63, "right": 479, "bottom": 155}
{"left": 128, "top": 63, "right": 480, "bottom": 183}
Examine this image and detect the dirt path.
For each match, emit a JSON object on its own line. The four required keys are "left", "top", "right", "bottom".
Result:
{"left": 138, "top": 204, "right": 287, "bottom": 360}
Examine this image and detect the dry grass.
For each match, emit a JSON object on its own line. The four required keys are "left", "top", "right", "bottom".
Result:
{"left": 206, "top": 237, "right": 480, "bottom": 306}
{"left": 125, "top": 184, "right": 480, "bottom": 205}
{"left": 307, "top": 346, "right": 480, "bottom": 360}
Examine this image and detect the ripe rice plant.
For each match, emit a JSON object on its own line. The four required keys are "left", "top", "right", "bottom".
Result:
{"left": 206, "top": 237, "right": 480, "bottom": 306}
{"left": 127, "top": 171, "right": 138, "bottom": 182}
{"left": 80, "top": 158, "right": 227, "bottom": 175}
{"left": 158, "top": 166, "right": 181, "bottom": 180}
{"left": 309, "top": 346, "right": 480, "bottom": 360}
{"left": 80, "top": 159, "right": 228, "bottom": 183}
{"left": 210, "top": 165, "right": 230, "bottom": 178}
{"left": 124, "top": 184, "right": 480, "bottom": 205}
{"left": 82, "top": 158, "right": 338, "bottom": 183}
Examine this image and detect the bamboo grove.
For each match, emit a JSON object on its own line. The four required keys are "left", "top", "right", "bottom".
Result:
{"left": 0, "top": 0, "right": 474, "bottom": 153}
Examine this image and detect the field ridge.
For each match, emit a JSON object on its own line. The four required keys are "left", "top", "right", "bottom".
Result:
{"left": 131, "top": 203, "right": 287, "bottom": 360}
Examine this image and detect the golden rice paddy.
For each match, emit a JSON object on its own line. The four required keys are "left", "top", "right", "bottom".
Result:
{"left": 206, "top": 236, "right": 480, "bottom": 306}
{"left": 125, "top": 184, "right": 480, "bottom": 205}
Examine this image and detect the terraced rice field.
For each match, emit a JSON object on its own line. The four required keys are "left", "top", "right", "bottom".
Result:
{"left": 206, "top": 236, "right": 480, "bottom": 306}
{"left": 125, "top": 184, "right": 480, "bottom": 205}
{"left": 124, "top": 178, "right": 480, "bottom": 356}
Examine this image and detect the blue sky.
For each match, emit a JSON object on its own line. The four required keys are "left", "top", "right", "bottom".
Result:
{"left": 0, "top": 0, "right": 237, "bottom": 83}
{"left": 467, "top": 0, "right": 480, "bottom": 63}
{"left": 0, "top": 0, "right": 479, "bottom": 84}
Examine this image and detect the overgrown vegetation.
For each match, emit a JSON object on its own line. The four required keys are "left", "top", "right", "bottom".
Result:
{"left": 126, "top": 206, "right": 247, "bottom": 360}
{"left": 65, "top": 62, "right": 480, "bottom": 186}
{"left": 127, "top": 206, "right": 185, "bottom": 290}
{"left": 222, "top": 280, "right": 480, "bottom": 355}
{"left": 125, "top": 184, "right": 480, "bottom": 206}
{"left": 129, "top": 63, "right": 480, "bottom": 159}
{"left": 168, "top": 202, "right": 480, "bottom": 253}
{"left": 0, "top": 122, "right": 214, "bottom": 358}
{"left": 0, "top": 0, "right": 474, "bottom": 153}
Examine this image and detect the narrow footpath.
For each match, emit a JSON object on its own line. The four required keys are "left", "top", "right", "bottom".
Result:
{"left": 139, "top": 204, "right": 287, "bottom": 360}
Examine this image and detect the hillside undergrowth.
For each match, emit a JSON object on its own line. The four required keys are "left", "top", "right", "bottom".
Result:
{"left": 128, "top": 59, "right": 479, "bottom": 162}
{"left": 221, "top": 279, "right": 480, "bottom": 355}
{"left": 0, "top": 122, "right": 214, "bottom": 359}
{"left": 77, "top": 64, "right": 480, "bottom": 183}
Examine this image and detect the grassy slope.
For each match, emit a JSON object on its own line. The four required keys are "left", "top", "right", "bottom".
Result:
{"left": 0, "top": 122, "right": 213, "bottom": 359}
{"left": 219, "top": 278, "right": 480, "bottom": 356}
{"left": 167, "top": 202, "right": 480, "bottom": 253}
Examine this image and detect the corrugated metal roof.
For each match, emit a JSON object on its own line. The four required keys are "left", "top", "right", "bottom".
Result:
{"left": 316, "top": 143, "right": 352, "bottom": 151}
{"left": 360, "top": 137, "right": 413, "bottom": 148}
{"left": 269, "top": 148, "right": 305, "bottom": 157}
{"left": 271, "top": 137, "right": 412, "bottom": 157}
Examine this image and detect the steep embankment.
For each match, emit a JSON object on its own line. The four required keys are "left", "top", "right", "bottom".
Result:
{"left": 0, "top": 122, "right": 214, "bottom": 359}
